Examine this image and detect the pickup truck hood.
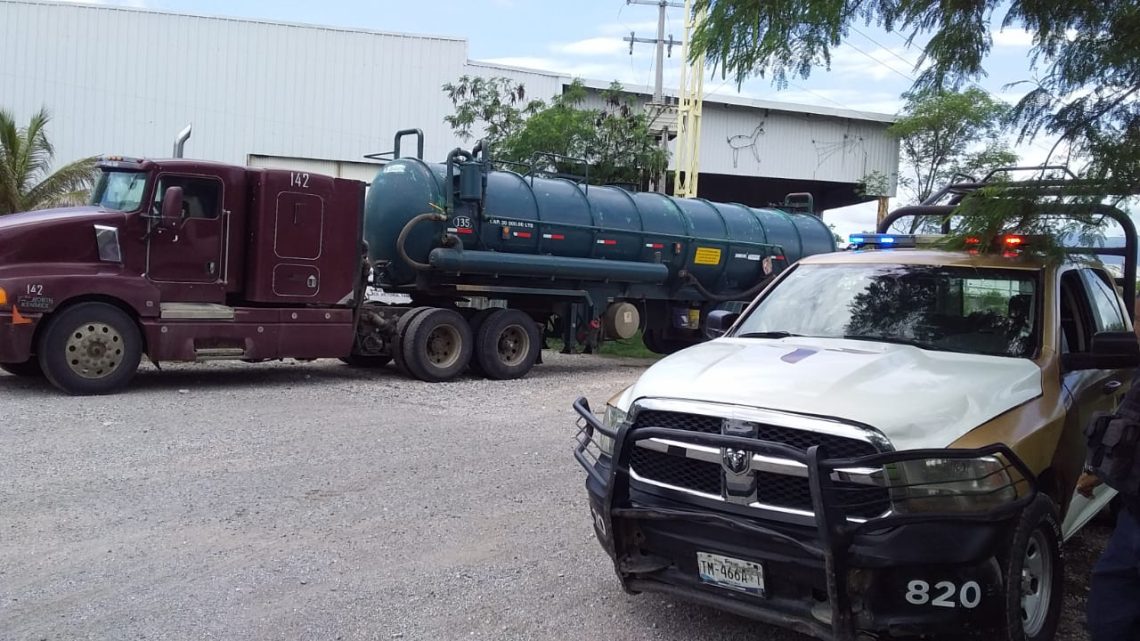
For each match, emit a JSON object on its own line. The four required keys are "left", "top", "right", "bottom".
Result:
{"left": 629, "top": 336, "right": 1042, "bottom": 451}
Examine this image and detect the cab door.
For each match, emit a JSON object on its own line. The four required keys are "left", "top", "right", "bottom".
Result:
{"left": 1060, "top": 267, "right": 1132, "bottom": 538}
{"left": 147, "top": 173, "right": 227, "bottom": 301}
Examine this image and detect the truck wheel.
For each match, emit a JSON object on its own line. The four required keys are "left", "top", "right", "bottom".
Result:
{"left": 339, "top": 354, "right": 392, "bottom": 368}
{"left": 998, "top": 494, "right": 1064, "bottom": 641}
{"left": 466, "top": 307, "right": 502, "bottom": 375}
{"left": 392, "top": 306, "right": 432, "bottom": 376}
{"left": 38, "top": 302, "right": 142, "bottom": 396}
{"left": 473, "top": 309, "right": 540, "bottom": 380}
{"left": 401, "top": 308, "right": 472, "bottom": 382}
{"left": 1, "top": 359, "right": 43, "bottom": 377}
{"left": 642, "top": 328, "right": 689, "bottom": 355}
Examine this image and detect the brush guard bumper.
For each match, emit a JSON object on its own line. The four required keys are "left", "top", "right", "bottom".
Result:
{"left": 573, "top": 397, "right": 1038, "bottom": 641}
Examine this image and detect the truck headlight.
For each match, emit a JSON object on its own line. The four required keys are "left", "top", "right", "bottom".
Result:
{"left": 887, "top": 455, "right": 1019, "bottom": 514}
{"left": 596, "top": 404, "right": 628, "bottom": 457}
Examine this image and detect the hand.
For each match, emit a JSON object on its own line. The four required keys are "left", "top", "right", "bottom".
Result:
{"left": 1077, "top": 472, "right": 1103, "bottom": 498}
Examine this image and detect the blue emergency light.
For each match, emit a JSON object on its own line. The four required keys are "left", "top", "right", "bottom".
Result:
{"left": 848, "top": 233, "right": 917, "bottom": 249}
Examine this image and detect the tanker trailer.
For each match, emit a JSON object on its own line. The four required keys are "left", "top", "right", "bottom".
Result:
{"left": 352, "top": 130, "right": 836, "bottom": 382}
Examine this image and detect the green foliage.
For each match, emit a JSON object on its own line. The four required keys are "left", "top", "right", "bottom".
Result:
{"left": 827, "top": 222, "right": 844, "bottom": 244}
{"left": 442, "top": 76, "right": 543, "bottom": 149}
{"left": 544, "top": 329, "right": 660, "bottom": 360}
{"left": 856, "top": 170, "right": 891, "bottom": 198}
{"left": 0, "top": 107, "right": 97, "bottom": 215}
{"left": 933, "top": 185, "right": 1107, "bottom": 265}
{"left": 443, "top": 78, "right": 668, "bottom": 188}
{"left": 889, "top": 88, "right": 1019, "bottom": 204}
{"left": 690, "top": 1, "right": 1139, "bottom": 190}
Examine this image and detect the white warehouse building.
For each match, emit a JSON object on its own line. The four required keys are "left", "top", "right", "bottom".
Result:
{"left": 0, "top": 0, "right": 899, "bottom": 211}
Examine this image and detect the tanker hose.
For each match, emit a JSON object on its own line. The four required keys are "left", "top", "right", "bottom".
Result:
{"left": 397, "top": 212, "right": 447, "bottom": 271}
{"left": 684, "top": 271, "right": 776, "bottom": 303}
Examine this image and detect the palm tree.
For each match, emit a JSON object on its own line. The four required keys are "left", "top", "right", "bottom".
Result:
{"left": 0, "top": 108, "right": 98, "bottom": 215}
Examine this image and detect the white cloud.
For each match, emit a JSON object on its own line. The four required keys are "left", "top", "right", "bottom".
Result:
{"left": 829, "top": 44, "right": 920, "bottom": 82}
{"left": 824, "top": 201, "right": 881, "bottom": 238}
{"left": 551, "top": 37, "right": 629, "bottom": 57}
{"left": 598, "top": 20, "right": 662, "bottom": 36}
{"left": 992, "top": 28, "right": 1035, "bottom": 48}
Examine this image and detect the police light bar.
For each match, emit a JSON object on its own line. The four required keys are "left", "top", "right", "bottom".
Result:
{"left": 848, "top": 233, "right": 918, "bottom": 248}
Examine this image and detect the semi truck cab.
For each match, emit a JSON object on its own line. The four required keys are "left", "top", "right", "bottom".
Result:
{"left": 0, "top": 156, "right": 366, "bottom": 394}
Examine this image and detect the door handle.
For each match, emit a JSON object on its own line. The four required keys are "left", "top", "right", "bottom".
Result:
{"left": 1103, "top": 379, "right": 1123, "bottom": 395}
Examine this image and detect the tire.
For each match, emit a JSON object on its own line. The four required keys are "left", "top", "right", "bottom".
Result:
{"left": 401, "top": 308, "right": 473, "bottom": 382}
{"left": 392, "top": 306, "right": 432, "bottom": 376}
{"left": 473, "top": 309, "right": 541, "bottom": 380}
{"left": 339, "top": 354, "right": 392, "bottom": 368}
{"left": 997, "top": 494, "right": 1064, "bottom": 641}
{"left": 38, "top": 302, "right": 142, "bottom": 396}
{"left": 1, "top": 359, "right": 43, "bottom": 378}
{"left": 466, "top": 307, "right": 502, "bottom": 375}
{"left": 642, "top": 328, "right": 690, "bottom": 355}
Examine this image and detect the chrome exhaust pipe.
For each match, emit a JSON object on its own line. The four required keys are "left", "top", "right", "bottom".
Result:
{"left": 173, "top": 123, "right": 192, "bottom": 158}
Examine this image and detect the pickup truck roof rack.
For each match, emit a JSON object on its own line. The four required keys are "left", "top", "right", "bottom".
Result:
{"left": 877, "top": 170, "right": 1138, "bottom": 321}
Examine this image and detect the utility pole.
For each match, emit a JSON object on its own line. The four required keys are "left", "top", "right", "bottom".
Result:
{"left": 625, "top": 0, "right": 683, "bottom": 193}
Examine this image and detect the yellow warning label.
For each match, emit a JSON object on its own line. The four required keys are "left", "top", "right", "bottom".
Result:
{"left": 693, "top": 247, "right": 722, "bottom": 265}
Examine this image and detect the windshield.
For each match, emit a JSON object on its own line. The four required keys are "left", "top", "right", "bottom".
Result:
{"left": 733, "top": 263, "right": 1039, "bottom": 358}
{"left": 90, "top": 170, "right": 148, "bottom": 212}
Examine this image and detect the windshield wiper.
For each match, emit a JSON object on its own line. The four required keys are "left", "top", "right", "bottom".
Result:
{"left": 843, "top": 334, "right": 932, "bottom": 350}
{"left": 736, "top": 331, "right": 802, "bottom": 339}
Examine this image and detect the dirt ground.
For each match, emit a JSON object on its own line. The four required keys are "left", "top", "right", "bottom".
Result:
{"left": 0, "top": 353, "right": 1111, "bottom": 640}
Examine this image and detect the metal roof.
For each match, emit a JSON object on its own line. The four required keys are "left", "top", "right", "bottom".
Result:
{"left": 3, "top": 0, "right": 467, "bottom": 42}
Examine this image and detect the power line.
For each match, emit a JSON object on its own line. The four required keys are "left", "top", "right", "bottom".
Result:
{"left": 857, "top": 24, "right": 1057, "bottom": 157}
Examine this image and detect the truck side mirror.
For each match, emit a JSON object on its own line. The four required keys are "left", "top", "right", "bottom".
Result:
{"left": 160, "top": 186, "right": 184, "bottom": 226}
{"left": 1062, "top": 331, "right": 1140, "bottom": 371}
{"left": 705, "top": 310, "right": 740, "bottom": 338}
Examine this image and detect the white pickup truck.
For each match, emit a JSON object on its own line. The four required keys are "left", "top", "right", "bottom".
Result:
{"left": 575, "top": 205, "right": 1140, "bottom": 641}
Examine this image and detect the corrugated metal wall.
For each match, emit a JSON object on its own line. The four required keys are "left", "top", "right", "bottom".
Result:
{"left": 699, "top": 102, "right": 899, "bottom": 189}
{"left": 1, "top": 0, "right": 897, "bottom": 197}
{"left": 577, "top": 89, "right": 898, "bottom": 193}
{"left": 0, "top": 0, "right": 474, "bottom": 166}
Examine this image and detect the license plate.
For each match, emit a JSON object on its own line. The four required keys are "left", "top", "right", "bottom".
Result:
{"left": 696, "top": 551, "right": 765, "bottom": 596}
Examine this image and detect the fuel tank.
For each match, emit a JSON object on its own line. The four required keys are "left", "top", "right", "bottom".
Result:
{"left": 365, "top": 158, "right": 836, "bottom": 294}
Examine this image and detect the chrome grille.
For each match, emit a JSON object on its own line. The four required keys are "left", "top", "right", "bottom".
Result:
{"left": 627, "top": 403, "right": 891, "bottom": 519}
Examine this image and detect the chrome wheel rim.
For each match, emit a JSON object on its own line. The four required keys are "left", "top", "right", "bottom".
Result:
{"left": 426, "top": 325, "right": 462, "bottom": 369}
{"left": 497, "top": 325, "right": 530, "bottom": 367}
{"left": 1021, "top": 530, "right": 1053, "bottom": 636}
{"left": 65, "top": 322, "right": 124, "bottom": 379}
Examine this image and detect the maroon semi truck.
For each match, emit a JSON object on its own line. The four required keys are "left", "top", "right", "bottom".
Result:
{"left": 0, "top": 155, "right": 370, "bottom": 395}
{"left": 0, "top": 129, "right": 836, "bottom": 395}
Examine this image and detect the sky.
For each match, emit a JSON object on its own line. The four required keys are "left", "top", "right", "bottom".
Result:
{"left": 62, "top": 0, "right": 1056, "bottom": 237}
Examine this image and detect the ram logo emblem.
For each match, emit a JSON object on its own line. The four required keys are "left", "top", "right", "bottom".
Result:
{"left": 722, "top": 448, "right": 751, "bottom": 475}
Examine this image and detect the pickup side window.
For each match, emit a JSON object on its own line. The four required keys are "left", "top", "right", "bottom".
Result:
{"left": 1080, "top": 268, "right": 1128, "bottom": 333}
{"left": 1059, "top": 270, "right": 1103, "bottom": 354}
{"left": 152, "top": 175, "right": 222, "bottom": 220}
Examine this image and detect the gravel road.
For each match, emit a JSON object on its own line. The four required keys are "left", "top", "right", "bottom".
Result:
{"left": 0, "top": 353, "right": 1108, "bottom": 641}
